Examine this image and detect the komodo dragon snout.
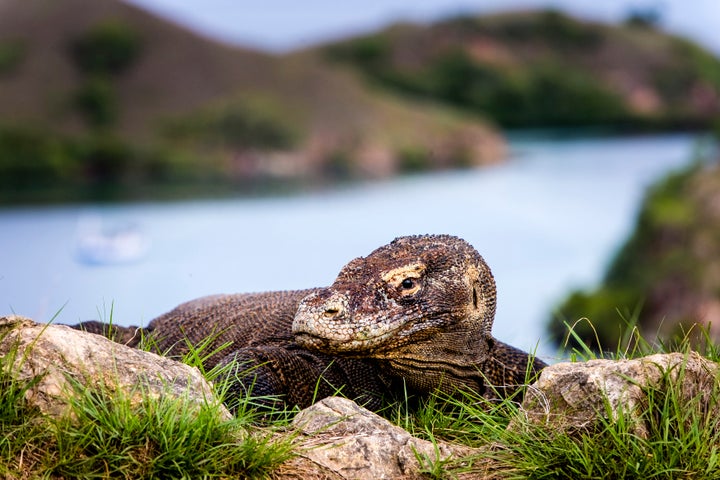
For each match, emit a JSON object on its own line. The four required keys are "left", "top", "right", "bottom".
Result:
{"left": 292, "top": 234, "right": 498, "bottom": 363}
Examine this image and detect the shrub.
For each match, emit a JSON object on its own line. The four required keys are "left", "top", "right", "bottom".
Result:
{"left": 323, "top": 35, "right": 391, "bottom": 70}
{"left": 163, "top": 102, "right": 300, "bottom": 150}
{"left": 323, "top": 150, "right": 354, "bottom": 179}
{"left": 73, "top": 77, "right": 118, "bottom": 128}
{"left": 534, "top": 9, "right": 603, "bottom": 47}
{"left": 382, "top": 49, "right": 629, "bottom": 127}
{"left": 624, "top": 8, "right": 662, "bottom": 29}
{"left": 397, "top": 147, "right": 431, "bottom": 173}
{"left": 0, "top": 125, "right": 78, "bottom": 187}
{"left": 76, "top": 134, "right": 132, "bottom": 183}
{"left": 0, "top": 40, "right": 25, "bottom": 75}
{"left": 549, "top": 288, "right": 643, "bottom": 351}
{"left": 518, "top": 66, "right": 629, "bottom": 126}
{"left": 491, "top": 9, "right": 602, "bottom": 48}
{"left": 68, "top": 21, "right": 143, "bottom": 76}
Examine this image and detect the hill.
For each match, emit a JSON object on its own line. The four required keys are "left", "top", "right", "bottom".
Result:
{"left": 318, "top": 9, "right": 720, "bottom": 130}
{"left": 548, "top": 140, "right": 720, "bottom": 351}
{"left": 0, "top": 0, "right": 503, "bottom": 203}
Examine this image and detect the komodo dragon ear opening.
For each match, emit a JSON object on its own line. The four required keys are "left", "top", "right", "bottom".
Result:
{"left": 467, "top": 263, "right": 495, "bottom": 336}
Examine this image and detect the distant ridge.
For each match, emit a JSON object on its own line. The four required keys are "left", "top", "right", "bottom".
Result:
{"left": 0, "top": 0, "right": 503, "bottom": 203}
{"left": 317, "top": 9, "right": 720, "bottom": 129}
{"left": 3, "top": 2, "right": 717, "bottom": 203}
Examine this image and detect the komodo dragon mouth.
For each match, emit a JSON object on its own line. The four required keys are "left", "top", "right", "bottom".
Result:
{"left": 291, "top": 287, "right": 412, "bottom": 354}
{"left": 292, "top": 319, "right": 411, "bottom": 354}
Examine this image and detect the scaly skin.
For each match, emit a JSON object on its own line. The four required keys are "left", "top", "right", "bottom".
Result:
{"left": 292, "top": 234, "right": 546, "bottom": 399}
{"left": 74, "top": 235, "right": 546, "bottom": 410}
{"left": 76, "top": 290, "right": 389, "bottom": 411}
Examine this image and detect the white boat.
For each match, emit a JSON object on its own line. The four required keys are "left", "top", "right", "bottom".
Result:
{"left": 75, "top": 215, "right": 150, "bottom": 265}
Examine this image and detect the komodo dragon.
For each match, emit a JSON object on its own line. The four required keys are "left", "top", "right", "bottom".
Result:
{"left": 75, "top": 235, "right": 546, "bottom": 411}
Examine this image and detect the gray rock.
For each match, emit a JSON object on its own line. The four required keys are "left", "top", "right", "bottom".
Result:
{"left": 0, "top": 315, "right": 230, "bottom": 420}
{"left": 520, "top": 352, "right": 720, "bottom": 437}
{"left": 286, "top": 396, "right": 479, "bottom": 480}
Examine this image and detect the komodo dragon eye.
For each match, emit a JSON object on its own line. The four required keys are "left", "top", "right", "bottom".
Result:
{"left": 381, "top": 262, "right": 425, "bottom": 296}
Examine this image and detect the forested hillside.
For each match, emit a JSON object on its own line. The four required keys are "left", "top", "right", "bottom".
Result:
{"left": 2, "top": 2, "right": 718, "bottom": 204}
{"left": 550, "top": 141, "right": 720, "bottom": 351}
{"left": 320, "top": 10, "right": 720, "bottom": 129}
{"left": 0, "top": 0, "right": 502, "bottom": 203}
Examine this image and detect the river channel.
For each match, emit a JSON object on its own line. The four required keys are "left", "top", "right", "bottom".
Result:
{"left": 0, "top": 133, "right": 706, "bottom": 359}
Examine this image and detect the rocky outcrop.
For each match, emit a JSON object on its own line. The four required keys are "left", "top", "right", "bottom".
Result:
{"left": 281, "top": 396, "right": 480, "bottom": 480}
{"left": 0, "top": 315, "right": 230, "bottom": 420}
{"left": 520, "top": 352, "right": 720, "bottom": 437}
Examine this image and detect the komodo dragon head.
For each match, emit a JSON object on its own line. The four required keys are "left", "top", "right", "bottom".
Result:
{"left": 292, "top": 234, "right": 498, "bottom": 392}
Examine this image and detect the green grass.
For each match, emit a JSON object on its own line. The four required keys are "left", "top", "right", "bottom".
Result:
{"left": 0, "top": 327, "right": 295, "bottom": 479}
{"left": 489, "top": 358, "right": 720, "bottom": 479}
{"left": 49, "top": 382, "right": 295, "bottom": 479}
{"left": 386, "top": 322, "right": 720, "bottom": 479}
{"left": 4, "top": 312, "right": 720, "bottom": 478}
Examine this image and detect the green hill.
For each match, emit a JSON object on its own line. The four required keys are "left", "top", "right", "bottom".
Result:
{"left": 3, "top": 3, "right": 719, "bottom": 204}
{"left": 319, "top": 9, "right": 720, "bottom": 130}
{"left": 0, "top": 0, "right": 503, "bottom": 203}
{"left": 548, "top": 141, "right": 720, "bottom": 351}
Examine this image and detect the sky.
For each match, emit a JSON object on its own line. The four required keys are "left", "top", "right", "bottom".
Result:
{"left": 124, "top": 0, "right": 720, "bottom": 55}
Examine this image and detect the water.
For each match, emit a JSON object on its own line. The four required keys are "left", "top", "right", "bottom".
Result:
{"left": 0, "top": 133, "right": 703, "bottom": 360}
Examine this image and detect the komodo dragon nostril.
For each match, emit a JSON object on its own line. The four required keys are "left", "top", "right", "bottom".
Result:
{"left": 323, "top": 306, "right": 342, "bottom": 318}
{"left": 321, "top": 292, "right": 347, "bottom": 319}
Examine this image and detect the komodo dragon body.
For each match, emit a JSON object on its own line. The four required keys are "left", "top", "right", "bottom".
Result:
{"left": 76, "top": 235, "right": 546, "bottom": 411}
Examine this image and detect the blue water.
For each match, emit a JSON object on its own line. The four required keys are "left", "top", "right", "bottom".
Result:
{"left": 0, "top": 133, "right": 705, "bottom": 360}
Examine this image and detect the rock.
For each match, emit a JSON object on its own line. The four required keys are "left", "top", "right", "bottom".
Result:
{"left": 281, "top": 396, "right": 480, "bottom": 480}
{"left": 0, "top": 315, "right": 230, "bottom": 420}
{"left": 520, "top": 352, "right": 720, "bottom": 437}
{"left": 12, "top": 313, "right": 716, "bottom": 478}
